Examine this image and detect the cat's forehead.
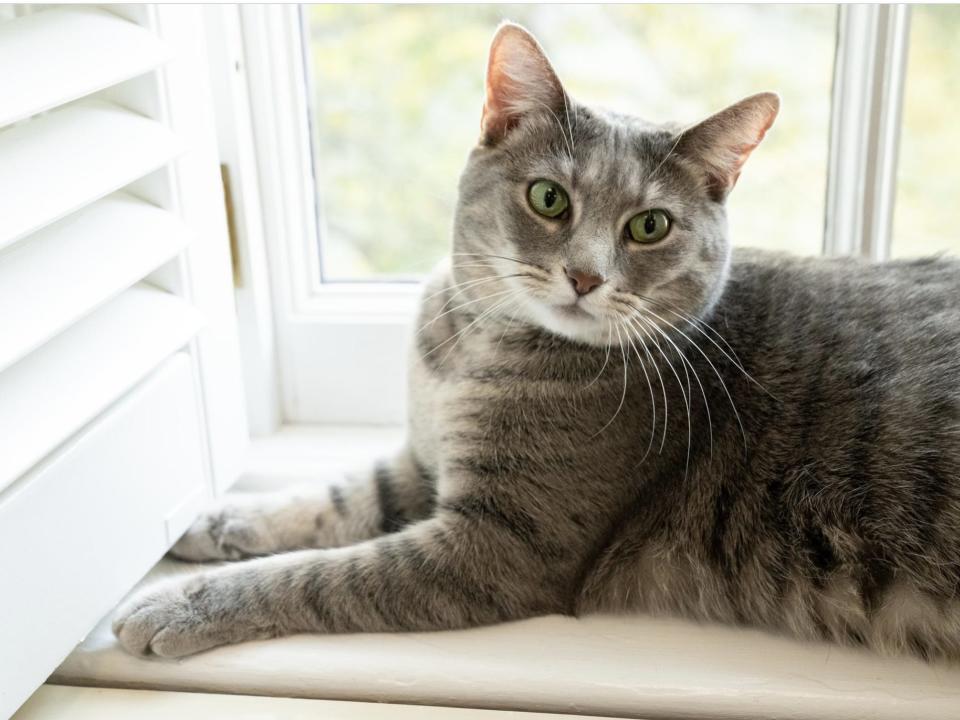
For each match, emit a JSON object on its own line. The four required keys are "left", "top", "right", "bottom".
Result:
{"left": 507, "top": 107, "right": 684, "bottom": 198}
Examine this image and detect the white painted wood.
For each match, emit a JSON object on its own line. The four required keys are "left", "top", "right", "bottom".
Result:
{"left": 0, "top": 193, "right": 191, "bottom": 373}
{"left": 239, "top": 6, "right": 413, "bottom": 425}
{"left": 0, "top": 100, "right": 181, "bottom": 251}
{"left": 51, "top": 427, "right": 960, "bottom": 720}
{"left": 0, "top": 354, "right": 207, "bottom": 720}
{"left": 285, "top": 318, "right": 412, "bottom": 424}
{"left": 155, "top": 4, "right": 249, "bottom": 493}
{"left": 15, "top": 686, "right": 611, "bottom": 720}
{"left": 0, "top": 285, "right": 202, "bottom": 494}
{"left": 824, "top": 5, "right": 911, "bottom": 261}
{"left": 0, "top": 7, "right": 171, "bottom": 128}
{"left": 203, "top": 4, "right": 282, "bottom": 436}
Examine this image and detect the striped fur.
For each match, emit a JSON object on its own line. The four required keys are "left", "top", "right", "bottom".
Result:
{"left": 115, "top": 24, "right": 960, "bottom": 662}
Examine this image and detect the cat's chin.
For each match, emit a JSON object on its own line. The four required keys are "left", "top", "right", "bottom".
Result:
{"left": 527, "top": 303, "right": 611, "bottom": 347}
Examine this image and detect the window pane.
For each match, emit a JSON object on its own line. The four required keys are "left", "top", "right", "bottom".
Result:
{"left": 891, "top": 6, "right": 960, "bottom": 259}
{"left": 303, "top": 4, "right": 836, "bottom": 281}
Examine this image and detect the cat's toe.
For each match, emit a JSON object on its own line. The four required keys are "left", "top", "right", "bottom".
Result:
{"left": 170, "top": 506, "right": 267, "bottom": 562}
{"left": 112, "top": 581, "right": 215, "bottom": 658}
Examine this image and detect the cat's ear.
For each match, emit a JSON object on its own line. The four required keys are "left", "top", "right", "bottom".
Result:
{"left": 677, "top": 93, "right": 780, "bottom": 201}
{"left": 481, "top": 22, "right": 567, "bottom": 145}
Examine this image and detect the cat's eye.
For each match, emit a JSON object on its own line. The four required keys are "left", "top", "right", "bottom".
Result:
{"left": 626, "top": 209, "right": 672, "bottom": 244}
{"left": 528, "top": 180, "right": 569, "bottom": 218}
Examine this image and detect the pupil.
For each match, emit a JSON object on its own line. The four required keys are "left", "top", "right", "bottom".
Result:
{"left": 544, "top": 188, "right": 556, "bottom": 207}
{"left": 644, "top": 214, "right": 656, "bottom": 234}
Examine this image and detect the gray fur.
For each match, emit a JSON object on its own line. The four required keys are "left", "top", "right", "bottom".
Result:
{"left": 114, "top": 24, "right": 960, "bottom": 662}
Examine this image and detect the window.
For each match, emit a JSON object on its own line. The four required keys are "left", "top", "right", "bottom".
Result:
{"left": 301, "top": 4, "right": 837, "bottom": 281}
{"left": 891, "top": 5, "right": 960, "bottom": 258}
{"left": 226, "top": 5, "right": 951, "bottom": 429}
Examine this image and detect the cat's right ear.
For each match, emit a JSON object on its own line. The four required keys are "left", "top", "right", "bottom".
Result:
{"left": 481, "top": 22, "right": 567, "bottom": 145}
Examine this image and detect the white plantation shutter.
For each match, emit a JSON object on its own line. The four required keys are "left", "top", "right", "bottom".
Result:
{"left": 0, "top": 5, "right": 247, "bottom": 716}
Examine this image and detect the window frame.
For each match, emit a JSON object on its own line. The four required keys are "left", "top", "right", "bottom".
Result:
{"left": 217, "top": 3, "right": 913, "bottom": 430}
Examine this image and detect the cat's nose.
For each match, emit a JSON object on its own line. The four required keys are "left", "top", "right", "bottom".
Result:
{"left": 565, "top": 267, "right": 605, "bottom": 296}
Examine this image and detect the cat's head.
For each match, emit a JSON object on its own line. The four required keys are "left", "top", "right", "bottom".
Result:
{"left": 451, "top": 22, "right": 778, "bottom": 346}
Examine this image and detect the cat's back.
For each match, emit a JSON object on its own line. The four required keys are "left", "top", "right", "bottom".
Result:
{"left": 716, "top": 249, "right": 960, "bottom": 405}
{"left": 723, "top": 248, "right": 960, "bottom": 337}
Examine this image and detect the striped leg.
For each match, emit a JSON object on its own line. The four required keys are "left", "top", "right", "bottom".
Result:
{"left": 115, "top": 510, "right": 567, "bottom": 658}
{"left": 170, "top": 448, "right": 436, "bottom": 561}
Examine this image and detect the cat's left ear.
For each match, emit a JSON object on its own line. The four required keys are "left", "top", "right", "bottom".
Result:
{"left": 677, "top": 92, "right": 780, "bottom": 202}
{"left": 481, "top": 22, "right": 568, "bottom": 145}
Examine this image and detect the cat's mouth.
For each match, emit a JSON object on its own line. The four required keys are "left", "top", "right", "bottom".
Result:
{"left": 553, "top": 302, "right": 594, "bottom": 320}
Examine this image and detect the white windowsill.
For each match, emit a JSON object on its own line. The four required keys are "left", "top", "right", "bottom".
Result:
{"left": 52, "top": 426, "right": 960, "bottom": 720}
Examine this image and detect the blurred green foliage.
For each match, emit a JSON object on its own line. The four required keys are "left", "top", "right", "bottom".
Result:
{"left": 892, "top": 6, "right": 960, "bottom": 258}
{"left": 303, "top": 4, "right": 838, "bottom": 280}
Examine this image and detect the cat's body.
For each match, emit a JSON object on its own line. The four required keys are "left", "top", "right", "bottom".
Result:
{"left": 113, "top": 24, "right": 960, "bottom": 662}
{"left": 408, "top": 249, "right": 960, "bottom": 659}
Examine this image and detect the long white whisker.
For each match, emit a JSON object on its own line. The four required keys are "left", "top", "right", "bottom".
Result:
{"left": 633, "top": 292, "right": 771, "bottom": 398}
{"left": 621, "top": 317, "right": 656, "bottom": 462}
{"left": 634, "top": 315, "right": 692, "bottom": 478}
{"left": 626, "top": 315, "right": 669, "bottom": 452}
{"left": 450, "top": 252, "right": 550, "bottom": 276}
{"left": 639, "top": 313, "right": 713, "bottom": 460}
{"left": 641, "top": 307, "right": 746, "bottom": 453}
{"left": 418, "top": 287, "right": 519, "bottom": 335}
{"left": 591, "top": 321, "right": 629, "bottom": 438}
{"left": 432, "top": 289, "right": 528, "bottom": 367}
{"left": 584, "top": 320, "right": 613, "bottom": 390}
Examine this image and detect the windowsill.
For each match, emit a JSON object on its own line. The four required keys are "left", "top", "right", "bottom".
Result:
{"left": 52, "top": 426, "right": 960, "bottom": 720}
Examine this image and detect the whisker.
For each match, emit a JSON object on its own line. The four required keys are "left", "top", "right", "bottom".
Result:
{"left": 630, "top": 292, "right": 772, "bottom": 398}
{"left": 422, "top": 273, "right": 505, "bottom": 303}
{"left": 639, "top": 306, "right": 747, "bottom": 454}
{"left": 450, "top": 252, "right": 550, "bottom": 276}
{"left": 620, "top": 317, "right": 656, "bottom": 463}
{"left": 637, "top": 313, "right": 713, "bottom": 460}
{"left": 591, "top": 322, "right": 630, "bottom": 438}
{"left": 631, "top": 314, "right": 692, "bottom": 478}
{"left": 418, "top": 287, "right": 520, "bottom": 335}
{"left": 426, "top": 289, "right": 527, "bottom": 366}
{"left": 625, "top": 315, "right": 670, "bottom": 452}
{"left": 436, "top": 290, "right": 527, "bottom": 368}
{"left": 584, "top": 320, "right": 613, "bottom": 390}
{"left": 492, "top": 300, "right": 524, "bottom": 360}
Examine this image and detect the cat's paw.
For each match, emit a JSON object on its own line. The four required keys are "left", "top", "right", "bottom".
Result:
{"left": 170, "top": 502, "right": 274, "bottom": 562}
{"left": 112, "top": 576, "right": 228, "bottom": 658}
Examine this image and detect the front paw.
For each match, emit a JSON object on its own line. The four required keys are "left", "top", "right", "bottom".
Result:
{"left": 112, "top": 575, "right": 230, "bottom": 658}
{"left": 170, "top": 501, "right": 274, "bottom": 562}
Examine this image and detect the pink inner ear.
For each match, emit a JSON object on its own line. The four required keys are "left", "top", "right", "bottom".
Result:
{"left": 721, "top": 108, "right": 778, "bottom": 191}
{"left": 480, "top": 25, "right": 565, "bottom": 144}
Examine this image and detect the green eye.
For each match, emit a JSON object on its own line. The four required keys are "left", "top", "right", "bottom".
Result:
{"left": 528, "top": 179, "right": 569, "bottom": 218}
{"left": 627, "top": 209, "right": 672, "bottom": 244}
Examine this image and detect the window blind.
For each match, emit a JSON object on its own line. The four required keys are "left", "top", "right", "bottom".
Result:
{"left": 0, "top": 7, "right": 202, "bottom": 491}
{"left": 0, "top": 6, "right": 247, "bottom": 715}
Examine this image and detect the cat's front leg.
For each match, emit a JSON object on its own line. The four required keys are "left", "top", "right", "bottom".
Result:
{"left": 170, "top": 448, "right": 435, "bottom": 561}
{"left": 113, "top": 512, "right": 566, "bottom": 658}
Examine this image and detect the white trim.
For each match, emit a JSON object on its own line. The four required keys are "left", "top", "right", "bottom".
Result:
{"left": 235, "top": 5, "right": 413, "bottom": 425}
{"left": 203, "top": 4, "right": 282, "bottom": 436}
{"left": 824, "top": 4, "right": 911, "bottom": 261}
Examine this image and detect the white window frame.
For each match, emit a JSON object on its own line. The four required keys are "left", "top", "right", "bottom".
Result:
{"left": 212, "top": 4, "right": 913, "bottom": 432}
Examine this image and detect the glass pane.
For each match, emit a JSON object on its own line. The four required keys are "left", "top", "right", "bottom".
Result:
{"left": 891, "top": 5, "right": 960, "bottom": 259}
{"left": 303, "top": 4, "right": 837, "bottom": 281}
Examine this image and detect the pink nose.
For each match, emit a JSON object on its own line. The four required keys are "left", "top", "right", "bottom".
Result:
{"left": 565, "top": 268, "right": 604, "bottom": 296}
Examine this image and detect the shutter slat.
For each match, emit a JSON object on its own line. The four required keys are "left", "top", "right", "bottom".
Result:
{"left": 0, "top": 193, "right": 192, "bottom": 373}
{"left": 0, "top": 8, "right": 171, "bottom": 128}
{"left": 0, "top": 101, "right": 182, "bottom": 251}
{"left": 0, "top": 285, "right": 203, "bottom": 494}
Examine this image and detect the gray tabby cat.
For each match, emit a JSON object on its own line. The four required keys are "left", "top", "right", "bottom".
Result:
{"left": 114, "top": 23, "right": 960, "bottom": 662}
